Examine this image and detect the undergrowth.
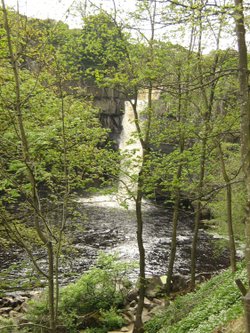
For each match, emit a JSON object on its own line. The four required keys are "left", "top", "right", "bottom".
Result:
{"left": 145, "top": 262, "right": 246, "bottom": 333}
{"left": 26, "top": 253, "right": 134, "bottom": 333}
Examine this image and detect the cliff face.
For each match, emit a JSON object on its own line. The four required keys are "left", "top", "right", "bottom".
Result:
{"left": 86, "top": 86, "right": 125, "bottom": 144}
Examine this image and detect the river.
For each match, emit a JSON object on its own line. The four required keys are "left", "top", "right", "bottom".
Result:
{"left": 0, "top": 193, "right": 231, "bottom": 294}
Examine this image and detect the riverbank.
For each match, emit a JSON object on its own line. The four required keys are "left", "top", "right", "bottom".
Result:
{"left": 144, "top": 262, "right": 246, "bottom": 333}
{"left": 0, "top": 258, "right": 246, "bottom": 332}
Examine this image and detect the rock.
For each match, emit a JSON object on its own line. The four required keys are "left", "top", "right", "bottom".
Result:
{"left": 142, "top": 308, "right": 151, "bottom": 323}
{"left": 20, "top": 302, "right": 29, "bottom": 313}
{"left": 129, "top": 300, "right": 137, "bottom": 308}
{"left": 126, "top": 289, "right": 138, "bottom": 303}
{"left": 121, "top": 327, "right": 129, "bottom": 332}
{"left": 0, "top": 307, "right": 12, "bottom": 314}
{"left": 9, "top": 310, "right": 21, "bottom": 318}
{"left": 170, "top": 274, "right": 189, "bottom": 292}
{"left": 195, "top": 272, "right": 213, "bottom": 283}
{"left": 127, "top": 305, "right": 137, "bottom": 315}
{"left": 28, "top": 290, "right": 41, "bottom": 299}
{"left": 152, "top": 298, "right": 164, "bottom": 305}
{"left": 14, "top": 304, "right": 22, "bottom": 312}
{"left": 145, "top": 276, "right": 164, "bottom": 298}
{"left": 122, "top": 310, "right": 134, "bottom": 324}
{"left": 0, "top": 313, "right": 9, "bottom": 318}
{"left": 143, "top": 297, "right": 155, "bottom": 310}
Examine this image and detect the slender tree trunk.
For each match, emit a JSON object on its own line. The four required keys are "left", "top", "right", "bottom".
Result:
{"left": 234, "top": 1, "right": 250, "bottom": 331}
{"left": 190, "top": 7, "right": 220, "bottom": 289}
{"left": 166, "top": 69, "right": 184, "bottom": 294}
{"left": 218, "top": 142, "right": 237, "bottom": 272}
{"left": 226, "top": 183, "right": 237, "bottom": 271}
{"left": 133, "top": 84, "right": 153, "bottom": 333}
{"left": 190, "top": 180, "right": 203, "bottom": 291}
{"left": 134, "top": 178, "right": 146, "bottom": 333}
{"left": 48, "top": 242, "right": 56, "bottom": 333}
{"left": 132, "top": 87, "right": 152, "bottom": 333}
{"left": 166, "top": 185, "right": 181, "bottom": 294}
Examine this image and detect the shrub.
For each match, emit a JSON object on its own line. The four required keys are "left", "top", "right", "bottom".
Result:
{"left": 27, "top": 253, "right": 134, "bottom": 332}
{"left": 0, "top": 317, "right": 16, "bottom": 333}
{"left": 100, "top": 307, "right": 125, "bottom": 330}
{"left": 59, "top": 253, "right": 133, "bottom": 316}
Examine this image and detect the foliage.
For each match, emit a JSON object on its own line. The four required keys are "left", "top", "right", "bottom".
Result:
{"left": 145, "top": 263, "right": 246, "bottom": 333}
{"left": 0, "top": 317, "right": 16, "bottom": 333}
{"left": 209, "top": 183, "right": 246, "bottom": 241}
{"left": 27, "top": 253, "right": 133, "bottom": 332}
{"left": 0, "top": 5, "right": 120, "bottom": 291}
{"left": 78, "top": 12, "right": 129, "bottom": 84}
{"left": 99, "top": 307, "right": 125, "bottom": 330}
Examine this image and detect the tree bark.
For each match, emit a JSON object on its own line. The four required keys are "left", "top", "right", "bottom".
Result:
{"left": 190, "top": 9, "right": 220, "bottom": 289}
{"left": 166, "top": 185, "right": 181, "bottom": 294}
{"left": 133, "top": 179, "right": 146, "bottom": 333}
{"left": 234, "top": 1, "right": 250, "bottom": 332}
{"left": 218, "top": 142, "right": 237, "bottom": 273}
{"left": 166, "top": 69, "right": 184, "bottom": 294}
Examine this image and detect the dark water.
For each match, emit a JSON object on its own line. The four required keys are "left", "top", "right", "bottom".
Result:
{"left": 0, "top": 195, "right": 231, "bottom": 292}
{"left": 72, "top": 198, "right": 230, "bottom": 277}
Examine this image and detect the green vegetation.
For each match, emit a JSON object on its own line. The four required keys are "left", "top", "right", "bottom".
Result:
{"left": 145, "top": 263, "right": 247, "bottom": 333}
{"left": 0, "top": 0, "right": 250, "bottom": 332}
{"left": 25, "top": 253, "right": 132, "bottom": 332}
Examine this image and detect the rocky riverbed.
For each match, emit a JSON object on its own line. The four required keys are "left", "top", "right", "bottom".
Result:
{"left": 0, "top": 194, "right": 232, "bottom": 294}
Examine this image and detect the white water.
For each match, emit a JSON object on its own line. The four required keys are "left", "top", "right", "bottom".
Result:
{"left": 117, "top": 99, "right": 145, "bottom": 207}
{"left": 77, "top": 193, "right": 153, "bottom": 211}
{"left": 78, "top": 90, "right": 159, "bottom": 210}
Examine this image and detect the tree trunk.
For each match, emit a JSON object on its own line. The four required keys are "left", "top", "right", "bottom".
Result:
{"left": 166, "top": 67, "right": 185, "bottom": 294}
{"left": 218, "top": 142, "right": 236, "bottom": 272}
{"left": 133, "top": 181, "right": 145, "bottom": 333}
{"left": 234, "top": 1, "right": 250, "bottom": 331}
{"left": 226, "top": 183, "right": 237, "bottom": 272}
{"left": 166, "top": 187, "right": 181, "bottom": 294}
{"left": 48, "top": 242, "right": 56, "bottom": 333}
{"left": 190, "top": 193, "right": 202, "bottom": 291}
{"left": 132, "top": 84, "right": 153, "bottom": 333}
{"left": 190, "top": 125, "right": 208, "bottom": 290}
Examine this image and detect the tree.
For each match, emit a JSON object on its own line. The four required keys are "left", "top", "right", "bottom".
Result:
{"left": 234, "top": 0, "right": 250, "bottom": 331}
{"left": 0, "top": 4, "right": 115, "bottom": 332}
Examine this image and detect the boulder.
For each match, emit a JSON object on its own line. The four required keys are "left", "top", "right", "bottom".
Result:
{"left": 0, "top": 307, "right": 12, "bottom": 314}
{"left": 170, "top": 274, "right": 189, "bottom": 292}
{"left": 143, "top": 297, "right": 155, "bottom": 311}
{"left": 145, "top": 276, "right": 164, "bottom": 298}
{"left": 142, "top": 308, "right": 151, "bottom": 323}
{"left": 126, "top": 288, "right": 139, "bottom": 304}
{"left": 129, "top": 300, "right": 137, "bottom": 308}
{"left": 122, "top": 310, "right": 135, "bottom": 324}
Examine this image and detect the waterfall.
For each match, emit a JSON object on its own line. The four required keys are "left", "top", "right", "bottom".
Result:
{"left": 117, "top": 99, "right": 145, "bottom": 206}
{"left": 77, "top": 90, "right": 159, "bottom": 209}
{"left": 118, "top": 90, "right": 161, "bottom": 207}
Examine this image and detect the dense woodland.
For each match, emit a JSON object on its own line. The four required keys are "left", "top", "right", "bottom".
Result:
{"left": 1, "top": 0, "right": 250, "bottom": 332}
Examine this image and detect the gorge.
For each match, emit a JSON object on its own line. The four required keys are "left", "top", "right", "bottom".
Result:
{"left": 0, "top": 89, "right": 233, "bottom": 295}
